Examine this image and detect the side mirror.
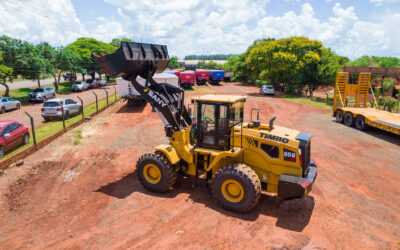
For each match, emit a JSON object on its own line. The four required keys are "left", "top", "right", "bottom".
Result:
{"left": 269, "top": 115, "right": 276, "bottom": 131}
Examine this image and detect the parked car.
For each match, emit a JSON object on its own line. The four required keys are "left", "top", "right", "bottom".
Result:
{"left": 98, "top": 79, "right": 107, "bottom": 86}
{"left": 63, "top": 73, "right": 72, "bottom": 81}
{"left": 87, "top": 79, "right": 100, "bottom": 89}
{"left": 28, "top": 87, "right": 56, "bottom": 102}
{"left": 71, "top": 81, "right": 89, "bottom": 91}
{"left": 260, "top": 85, "right": 275, "bottom": 95}
{"left": 0, "top": 97, "right": 21, "bottom": 114}
{"left": 0, "top": 120, "right": 29, "bottom": 158}
{"left": 41, "top": 98, "right": 82, "bottom": 121}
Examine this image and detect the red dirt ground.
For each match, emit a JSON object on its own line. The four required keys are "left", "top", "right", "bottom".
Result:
{"left": 0, "top": 82, "right": 399, "bottom": 249}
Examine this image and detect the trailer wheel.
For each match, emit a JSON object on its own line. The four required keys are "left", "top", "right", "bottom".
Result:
{"left": 355, "top": 116, "right": 368, "bottom": 131}
{"left": 137, "top": 151, "right": 176, "bottom": 193}
{"left": 344, "top": 112, "right": 354, "bottom": 127}
{"left": 335, "top": 110, "right": 344, "bottom": 123}
{"left": 212, "top": 163, "right": 261, "bottom": 213}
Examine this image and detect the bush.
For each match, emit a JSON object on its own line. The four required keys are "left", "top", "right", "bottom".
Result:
{"left": 381, "top": 97, "right": 397, "bottom": 112}
{"left": 382, "top": 77, "right": 395, "bottom": 92}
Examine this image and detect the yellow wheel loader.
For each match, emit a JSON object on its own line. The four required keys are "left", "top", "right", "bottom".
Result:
{"left": 94, "top": 42, "right": 317, "bottom": 213}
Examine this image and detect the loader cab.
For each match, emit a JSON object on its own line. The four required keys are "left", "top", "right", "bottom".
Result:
{"left": 191, "top": 95, "right": 246, "bottom": 150}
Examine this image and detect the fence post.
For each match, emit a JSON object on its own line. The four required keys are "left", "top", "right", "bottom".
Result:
{"left": 112, "top": 86, "right": 117, "bottom": 102}
{"left": 24, "top": 112, "right": 37, "bottom": 149}
{"left": 93, "top": 92, "right": 98, "bottom": 113}
{"left": 77, "top": 96, "right": 84, "bottom": 119}
{"left": 103, "top": 89, "right": 109, "bottom": 106}
{"left": 61, "top": 105, "right": 66, "bottom": 132}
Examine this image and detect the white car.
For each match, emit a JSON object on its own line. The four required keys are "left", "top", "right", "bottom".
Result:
{"left": 260, "top": 85, "right": 275, "bottom": 95}
{"left": 71, "top": 81, "right": 89, "bottom": 91}
{"left": 0, "top": 97, "right": 21, "bottom": 114}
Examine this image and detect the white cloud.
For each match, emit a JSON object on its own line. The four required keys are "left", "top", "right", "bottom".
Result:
{"left": 0, "top": 0, "right": 87, "bottom": 45}
{"left": 0, "top": 0, "right": 398, "bottom": 59}
{"left": 370, "top": 0, "right": 400, "bottom": 6}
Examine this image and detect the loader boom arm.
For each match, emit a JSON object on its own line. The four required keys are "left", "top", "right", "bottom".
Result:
{"left": 94, "top": 42, "right": 192, "bottom": 134}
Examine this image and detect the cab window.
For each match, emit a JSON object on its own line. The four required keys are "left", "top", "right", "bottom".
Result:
{"left": 229, "top": 101, "right": 243, "bottom": 127}
{"left": 261, "top": 143, "right": 279, "bottom": 158}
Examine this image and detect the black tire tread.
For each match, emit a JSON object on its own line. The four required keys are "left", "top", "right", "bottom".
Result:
{"left": 344, "top": 112, "right": 354, "bottom": 127}
{"left": 212, "top": 163, "right": 261, "bottom": 213}
{"left": 136, "top": 151, "right": 176, "bottom": 193}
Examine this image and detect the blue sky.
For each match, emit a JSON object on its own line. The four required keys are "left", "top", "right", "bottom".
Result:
{"left": 1, "top": 0, "right": 399, "bottom": 58}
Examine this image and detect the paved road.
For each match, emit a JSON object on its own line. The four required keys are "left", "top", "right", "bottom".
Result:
{"left": 1, "top": 74, "right": 99, "bottom": 90}
{"left": 0, "top": 85, "right": 117, "bottom": 128}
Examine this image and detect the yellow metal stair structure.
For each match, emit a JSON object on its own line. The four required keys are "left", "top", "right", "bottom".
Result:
{"left": 355, "top": 73, "right": 371, "bottom": 107}
{"left": 333, "top": 72, "right": 348, "bottom": 108}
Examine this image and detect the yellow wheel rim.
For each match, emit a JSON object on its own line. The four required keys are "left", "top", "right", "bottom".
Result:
{"left": 221, "top": 179, "right": 244, "bottom": 203}
{"left": 143, "top": 163, "right": 161, "bottom": 184}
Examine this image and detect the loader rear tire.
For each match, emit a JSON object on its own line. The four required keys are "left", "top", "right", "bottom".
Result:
{"left": 344, "top": 112, "right": 354, "bottom": 127}
{"left": 335, "top": 110, "right": 344, "bottom": 123}
{"left": 212, "top": 163, "right": 261, "bottom": 213}
{"left": 137, "top": 151, "right": 176, "bottom": 193}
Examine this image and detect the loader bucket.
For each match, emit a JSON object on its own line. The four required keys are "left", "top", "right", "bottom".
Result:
{"left": 93, "top": 42, "right": 170, "bottom": 80}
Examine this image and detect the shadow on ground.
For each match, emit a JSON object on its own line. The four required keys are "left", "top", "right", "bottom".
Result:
{"left": 333, "top": 120, "right": 400, "bottom": 146}
{"left": 96, "top": 173, "right": 315, "bottom": 232}
{"left": 116, "top": 102, "right": 147, "bottom": 113}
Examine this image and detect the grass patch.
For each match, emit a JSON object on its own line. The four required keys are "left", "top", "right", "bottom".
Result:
{"left": 2, "top": 96, "right": 117, "bottom": 160}
{"left": 283, "top": 96, "right": 332, "bottom": 110}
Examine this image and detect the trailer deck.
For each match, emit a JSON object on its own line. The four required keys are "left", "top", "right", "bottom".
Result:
{"left": 338, "top": 107, "right": 400, "bottom": 134}
{"left": 333, "top": 72, "right": 400, "bottom": 135}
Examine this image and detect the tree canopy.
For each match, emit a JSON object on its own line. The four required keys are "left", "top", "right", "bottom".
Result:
{"left": 224, "top": 37, "right": 349, "bottom": 96}
{"left": 109, "top": 37, "right": 134, "bottom": 48}
{"left": 66, "top": 37, "right": 117, "bottom": 77}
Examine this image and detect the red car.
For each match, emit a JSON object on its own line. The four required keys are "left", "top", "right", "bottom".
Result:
{"left": 0, "top": 120, "right": 29, "bottom": 158}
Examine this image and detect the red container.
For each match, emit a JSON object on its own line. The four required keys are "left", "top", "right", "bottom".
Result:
{"left": 179, "top": 71, "right": 195, "bottom": 88}
{"left": 173, "top": 69, "right": 181, "bottom": 78}
{"left": 195, "top": 69, "right": 210, "bottom": 85}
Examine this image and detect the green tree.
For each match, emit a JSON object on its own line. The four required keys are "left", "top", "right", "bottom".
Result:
{"left": 197, "top": 60, "right": 207, "bottom": 69}
{"left": 67, "top": 37, "right": 116, "bottom": 80}
{"left": 206, "top": 61, "right": 219, "bottom": 69}
{"left": 311, "top": 48, "right": 343, "bottom": 97}
{"left": 46, "top": 47, "right": 82, "bottom": 90}
{"left": 373, "top": 56, "right": 399, "bottom": 67}
{"left": 222, "top": 55, "right": 239, "bottom": 72}
{"left": 168, "top": 56, "right": 179, "bottom": 69}
{"left": 109, "top": 37, "right": 134, "bottom": 48}
{"left": 346, "top": 56, "right": 379, "bottom": 67}
{"left": 0, "top": 51, "right": 13, "bottom": 96}
{"left": 247, "top": 37, "right": 323, "bottom": 93}
{"left": 18, "top": 43, "right": 47, "bottom": 87}
{"left": 0, "top": 35, "right": 30, "bottom": 81}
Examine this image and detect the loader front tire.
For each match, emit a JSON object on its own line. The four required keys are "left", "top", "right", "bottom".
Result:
{"left": 212, "top": 163, "right": 261, "bottom": 213}
{"left": 137, "top": 151, "right": 176, "bottom": 193}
